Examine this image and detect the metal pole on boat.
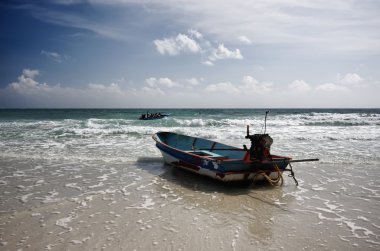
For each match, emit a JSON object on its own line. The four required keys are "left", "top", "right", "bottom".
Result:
{"left": 288, "top": 158, "right": 319, "bottom": 163}
{"left": 266, "top": 158, "right": 319, "bottom": 164}
{"left": 264, "top": 110, "right": 269, "bottom": 134}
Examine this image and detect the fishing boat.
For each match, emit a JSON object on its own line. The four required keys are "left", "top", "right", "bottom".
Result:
{"left": 153, "top": 112, "right": 318, "bottom": 185}
{"left": 139, "top": 112, "right": 169, "bottom": 120}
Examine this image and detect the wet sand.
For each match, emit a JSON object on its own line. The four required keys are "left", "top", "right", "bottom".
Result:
{"left": 1, "top": 156, "right": 380, "bottom": 250}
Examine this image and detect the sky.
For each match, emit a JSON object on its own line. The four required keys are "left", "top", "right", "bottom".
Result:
{"left": 0, "top": 0, "right": 379, "bottom": 108}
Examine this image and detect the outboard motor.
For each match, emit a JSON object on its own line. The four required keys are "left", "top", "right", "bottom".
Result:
{"left": 245, "top": 126, "right": 273, "bottom": 160}
{"left": 245, "top": 111, "right": 273, "bottom": 161}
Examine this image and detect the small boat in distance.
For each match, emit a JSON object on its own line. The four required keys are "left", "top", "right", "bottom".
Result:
{"left": 139, "top": 112, "right": 169, "bottom": 120}
{"left": 153, "top": 112, "right": 318, "bottom": 186}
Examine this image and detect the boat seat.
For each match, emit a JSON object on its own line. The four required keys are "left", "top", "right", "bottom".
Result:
{"left": 186, "top": 150, "right": 226, "bottom": 159}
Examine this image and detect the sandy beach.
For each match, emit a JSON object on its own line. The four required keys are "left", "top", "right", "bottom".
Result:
{"left": 1, "top": 157, "right": 379, "bottom": 250}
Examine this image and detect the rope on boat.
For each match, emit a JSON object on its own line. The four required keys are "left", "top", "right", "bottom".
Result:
{"left": 253, "top": 163, "right": 283, "bottom": 186}
{"left": 287, "top": 163, "right": 299, "bottom": 186}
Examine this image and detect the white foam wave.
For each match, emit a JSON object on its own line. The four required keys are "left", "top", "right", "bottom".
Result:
{"left": 124, "top": 195, "right": 155, "bottom": 210}
{"left": 56, "top": 215, "right": 75, "bottom": 232}
{"left": 1, "top": 111, "right": 379, "bottom": 168}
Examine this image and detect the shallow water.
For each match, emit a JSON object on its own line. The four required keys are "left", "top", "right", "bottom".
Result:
{"left": 0, "top": 109, "right": 379, "bottom": 250}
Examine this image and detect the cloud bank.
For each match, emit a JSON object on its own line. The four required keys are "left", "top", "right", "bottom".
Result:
{"left": 1, "top": 69, "right": 378, "bottom": 108}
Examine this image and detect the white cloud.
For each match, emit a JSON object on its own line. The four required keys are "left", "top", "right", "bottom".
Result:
{"left": 238, "top": 35, "right": 252, "bottom": 44}
{"left": 88, "top": 83, "right": 122, "bottom": 94}
{"left": 203, "top": 76, "right": 272, "bottom": 95}
{"left": 185, "top": 78, "right": 202, "bottom": 86}
{"left": 314, "top": 73, "right": 366, "bottom": 92}
{"left": 142, "top": 86, "right": 165, "bottom": 96}
{"left": 241, "top": 75, "right": 273, "bottom": 92}
{"left": 154, "top": 30, "right": 243, "bottom": 65}
{"left": 157, "top": 78, "right": 177, "bottom": 88}
{"left": 27, "top": 4, "right": 128, "bottom": 41}
{"left": 41, "top": 50, "right": 67, "bottom": 63}
{"left": 106, "top": 83, "right": 122, "bottom": 93}
{"left": 145, "top": 77, "right": 178, "bottom": 88}
{"left": 8, "top": 69, "right": 51, "bottom": 95}
{"left": 2, "top": 69, "right": 132, "bottom": 107}
{"left": 204, "top": 82, "right": 241, "bottom": 94}
{"left": 202, "top": 60, "right": 214, "bottom": 66}
{"left": 316, "top": 83, "right": 349, "bottom": 92}
{"left": 209, "top": 44, "right": 243, "bottom": 61}
{"left": 88, "top": 83, "right": 106, "bottom": 89}
{"left": 145, "top": 78, "right": 156, "bottom": 87}
{"left": 154, "top": 33, "right": 200, "bottom": 56}
{"left": 337, "top": 73, "right": 365, "bottom": 86}
{"left": 289, "top": 80, "right": 312, "bottom": 91}
{"left": 21, "top": 69, "right": 39, "bottom": 78}
{"left": 188, "top": 29, "right": 203, "bottom": 39}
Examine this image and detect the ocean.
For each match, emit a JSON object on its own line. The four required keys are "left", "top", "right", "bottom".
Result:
{"left": 0, "top": 108, "right": 379, "bottom": 250}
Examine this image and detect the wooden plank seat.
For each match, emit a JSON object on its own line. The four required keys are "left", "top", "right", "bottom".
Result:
{"left": 186, "top": 150, "right": 226, "bottom": 159}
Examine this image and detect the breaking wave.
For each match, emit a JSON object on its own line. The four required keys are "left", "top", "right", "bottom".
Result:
{"left": 0, "top": 109, "right": 379, "bottom": 165}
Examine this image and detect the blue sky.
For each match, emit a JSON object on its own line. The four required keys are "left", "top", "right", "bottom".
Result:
{"left": 1, "top": 0, "right": 379, "bottom": 108}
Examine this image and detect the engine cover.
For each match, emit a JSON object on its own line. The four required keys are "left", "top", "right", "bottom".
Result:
{"left": 249, "top": 134, "right": 273, "bottom": 160}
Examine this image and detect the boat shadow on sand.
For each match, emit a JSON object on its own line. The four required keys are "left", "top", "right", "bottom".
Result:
{"left": 136, "top": 156, "right": 291, "bottom": 212}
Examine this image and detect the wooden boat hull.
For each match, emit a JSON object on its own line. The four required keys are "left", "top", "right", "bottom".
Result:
{"left": 153, "top": 132, "right": 291, "bottom": 182}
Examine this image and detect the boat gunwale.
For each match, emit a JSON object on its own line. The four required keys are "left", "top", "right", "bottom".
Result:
{"left": 152, "top": 132, "right": 237, "bottom": 162}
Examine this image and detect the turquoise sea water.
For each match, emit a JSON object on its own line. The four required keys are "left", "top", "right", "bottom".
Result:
{"left": 1, "top": 108, "right": 380, "bottom": 250}
{"left": 1, "top": 108, "right": 379, "bottom": 164}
